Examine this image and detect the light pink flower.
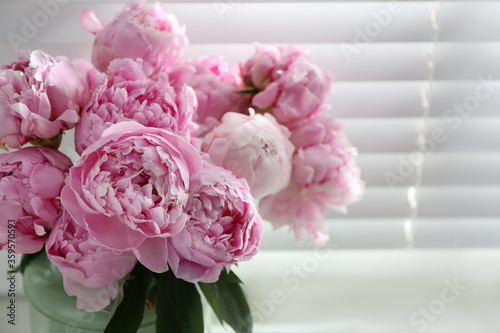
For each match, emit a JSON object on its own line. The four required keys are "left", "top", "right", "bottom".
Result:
{"left": 290, "top": 115, "right": 364, "bottom": 209}
{"left": 201, "top": 111, "right": 294, "bottom": 199}
{"left": 0, "top": 50, "right": 87, "bottom": 149}
{"left": 46, "top": 210, "right": 137, "bottom": 312}
{"left": 237, "top": 43, "right": 332, "bottom": 126}
{"left": 260, "top": 115, "right": 364, "bottom": 244}
{"left": 168, "top": 56, "right": 248, "bottom": 135}
{"left": 0, "top": 147, "right": 72, "bottom": 253}
{"left": 81, "top": 0, "right": 188, "bottom": 73}
{"left": 167, "top": 157, "right": 264, "bottom": 283}
{"left": 61, "top": 122, "right": 203, "bottom": 273}
{"left": 75, "top": 58, "right": 198, "bottom": 154}
{"left": 259, "top": 182, "right": 329, "bottom": 244}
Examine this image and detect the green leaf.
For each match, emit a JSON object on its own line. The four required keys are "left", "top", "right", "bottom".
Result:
{"left": 235, "top": 89, "right": 260, "bottom": 95}
{"left": 10, "top": 250, "right": 43, "bottom": 274}
{"left": 216, "top": 271, "right": 252, "bottom": 333}
{"left": 108, "top": 281, "right": 125, "bottom": 319}
{"left": 200, "top": 270, "right": 252, "bottom": 333}
{"left": 30, "top": 132, "right": 63, "bottom": 149}
{"left": 198, "top": 282, "right": 223, "bottom": 325}
{"left": 104, "top": 263, "right": 152, "bottom": 333}
{"left": 218, "top": 270, "right": 243, "bottom": 284}
{"left": 155, "top": 269, "right": 204, "bottom": 333}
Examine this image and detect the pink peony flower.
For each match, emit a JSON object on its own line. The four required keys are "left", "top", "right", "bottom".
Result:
{"left": 260, "top": 115, "right": 365, "bottom": 244}
{"left": 0, "top": 50, "right": 88, "bottom": 149}
{"left": 290, "top": 115, "right": 364, "bottom": 208}
{"left": 75, "top": 58, "right": 198, "bottom": 154}
{"left": 46, "top": 210, "right": 137, "bottom": 312}
{"left": 81, "top": 0, "right": 188, "bottom": 74}
{"left": 201, "top": 111, "right": 294, "bottom": 200}
{"left": 167, "top": 157, "right": 264, "bottom": 283}
{"left": 168, "top": 56, "right": 249, "bottom": 135}
{"left": 259, "top": 182, "right": 329, "bottom": 244}
{"left": 0, "top": 147, "right": 72, "bottom": 253}
{"left": 237, "top": 43, "right": 332, "bottom": 126}
{"left": 61, "top": 122, "right": 203, "bottom": 273}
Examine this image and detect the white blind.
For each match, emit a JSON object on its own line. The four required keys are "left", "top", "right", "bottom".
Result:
{"left": 1, "top": 0, "right": 499, "bottom": 250}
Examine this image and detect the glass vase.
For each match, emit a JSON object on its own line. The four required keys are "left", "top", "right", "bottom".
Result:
{"left": 23, "top": 252, "right": 211, "bottom": 333}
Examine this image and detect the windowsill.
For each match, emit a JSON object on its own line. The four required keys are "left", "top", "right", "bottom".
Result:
{"left": 2, "top": 249, "right": 500, "bottom": 332}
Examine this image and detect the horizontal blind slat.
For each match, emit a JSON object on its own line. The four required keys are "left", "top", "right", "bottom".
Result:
{"left": 430, "top": 80, "right": 500, "bottom": 117}
{"left": 259, "top": 217, "right": 500, "bottom": 250}
{"left": 340, "top": 118, "right": 421, "bottom": 153}
{"left": 418, "top": 187, "right": 500, "bottom": 217}
{"left": 413, "top": 218, "right": 500, "bottom": 248}
{"left": 3, "top": 42, "right": 500, "bottom": 82}
{"left": 422, "top": 153, "right": 500, "bottom": 186}
{"left": 335, "top": 152, "right": 500, "bottom": 189}
{"left": 441, "top": 1, "right": 500, "bottom": 41}
{"left": 259, "top": 218, "right": 410, "bottom": 250}
{"left": 4, "top": 1, "right": 499, "bottom": 44}
{"left": 326, "top": 187, "right": 413, "bottom": 219}
{"left": 340, "top": 117, "right": 500, "bottom": 153}
{"left": 426, "top": 118, "right": 500, "bottom": 152}
{"left": 0, "top": 2, "right": 437, "bottom": 44}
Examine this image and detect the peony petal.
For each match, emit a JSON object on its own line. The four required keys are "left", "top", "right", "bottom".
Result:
{"left": 252, "top": 82, "right": 279, "bottom": 109}
{"left": 80, "top": 9, "right": 108, "bottom": 35}
{"left": 30, "top": 164, "right": 65, "bottom": 199}
{"left": 83, "top": 212, "right": 147, "bottom": 252}
{"left": 61, "top": 185, "right": 94, "bottom": 226}
{"left": 132, "top": 237, "right": 169, "bottom": 273}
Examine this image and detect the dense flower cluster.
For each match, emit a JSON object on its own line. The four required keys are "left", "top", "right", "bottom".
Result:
{"left": 0, "top": 0, "right": 363, "bottom": 315}
{"left": 75, "top": 58, "right": 199, "bottom": 154}
{"left": 0, "top": 147, "right": 72, "bottom": 253}
{"left": 81, "top": 0, "right": 188, "bottom": 74}
{"left": 0, "top": 50, "right": 91, "bottom": 149}
{"left": 231, "top": 43, "right": 364, "bottom": 243}
{"left": 167, "top": 56, "right": 248, "bottom": 135}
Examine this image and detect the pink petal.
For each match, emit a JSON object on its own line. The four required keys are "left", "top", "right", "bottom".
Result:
{"left": 132, "top": 237, "right": 169, "bottom": 273}
{"left": 80, "top": 9, "right": 107, "bottom": 35}
{"left": 60, "top": 185, "right": 92, "bottom": 226}
{"left": 84, "top": 213, "right": 147, "bottom": 252}
{"left": 30, "top": 164, "right": 65, "bottom": 199}
{"left": 252, "top": 82, "right": 279, "bottom": 109}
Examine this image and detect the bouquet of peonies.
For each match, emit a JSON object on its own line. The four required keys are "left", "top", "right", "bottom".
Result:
{"left": 0, "top": 1, "right": 364, "bottom": 332}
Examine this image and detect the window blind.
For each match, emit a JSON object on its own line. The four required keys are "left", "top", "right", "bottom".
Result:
{"left": 1, "top": 0, "right": 499, "bottom": 250}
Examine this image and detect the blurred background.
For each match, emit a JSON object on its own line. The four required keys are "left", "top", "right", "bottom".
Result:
{"left": 1, "top": 1, "right": 500, "bottom": 332}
